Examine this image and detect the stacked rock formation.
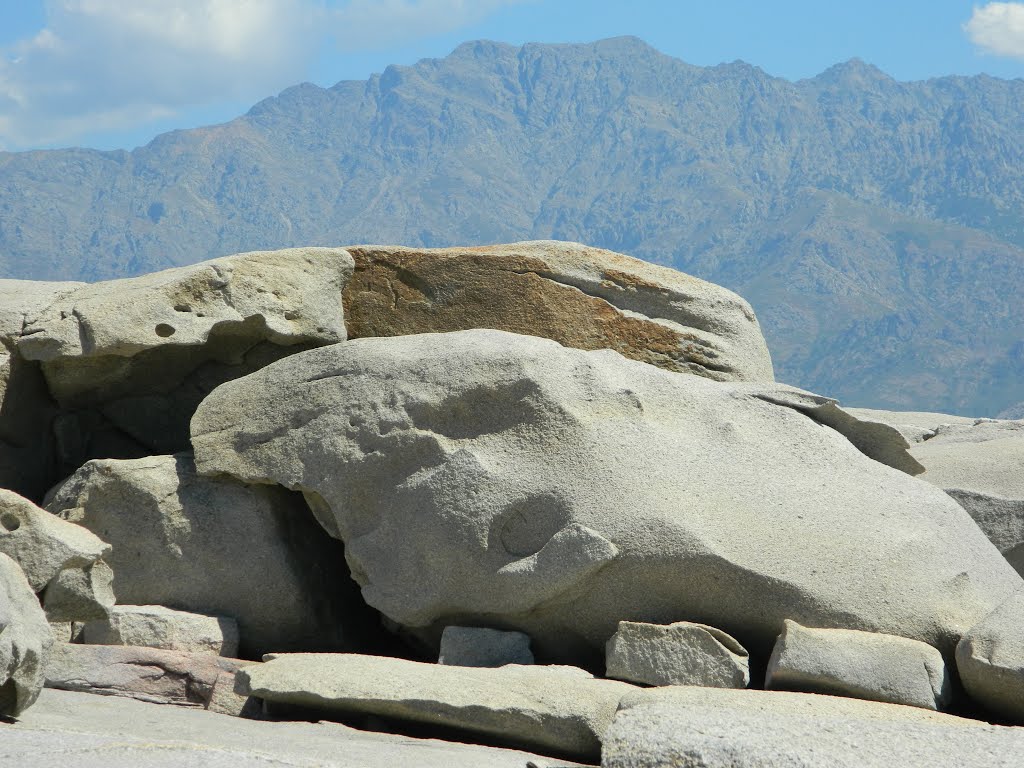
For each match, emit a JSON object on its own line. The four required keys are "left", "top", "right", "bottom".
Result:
{"left": 2, "top": 241, "right": 1024, "bottom": 767}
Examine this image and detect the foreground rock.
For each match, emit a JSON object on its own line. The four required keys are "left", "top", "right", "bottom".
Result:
{"left": 44, "top": 643, "right": 247, "bottom": 709}
{"left": 3, "top": 689, "right": 584, "bottom": 768}
{"left": 438, "top": 626, "right": 534, "bottom": 667}
{"left": 81, "top": 605, "right": 240, "bottom": 657}
{"left": 911, "top": 419, "right": 1024, "bottom": 575}
{"left": 239, "top": 653, "right": 635, "bottom": 760}
{"left": 46, "top": 453, "right": 374, "bottom": 658}
{"left": 956, "top": 593, "right": 1024, "bottom": 723}
{"left": 344, "top": 241, "right": 774, "bottom": 383}
{"left": 192, "top": 330, "right": 1022, "bottom": 663}
{"left": 602, "top": 686, "right": 1017, "bottom": 768}
{"left": 606, "top": 620, "right": 749, "bottom": 688}
{"left": 765, "top": 620, "right": 949, "bottom": 710}
{"left": 0, "top": 554, "right": 53, "bottom": 717}
{"left": 1, "top": 248, "right": 352, "bottom": 500}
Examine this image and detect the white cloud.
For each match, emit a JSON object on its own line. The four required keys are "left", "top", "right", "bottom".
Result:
{"left": 0, "top": 0, "right": 525, "bottom": 150}
{"left": 964, "top": 2, "right": 1024, "bottom": 59}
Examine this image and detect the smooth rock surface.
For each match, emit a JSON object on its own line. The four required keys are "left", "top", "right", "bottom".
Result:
{"left": 46, "top": 453, "right": 373, "bottom": 658}
{"left": 956, "top": 592, "right": 1024, "bottom": 723}
{"left": 0, "top": 488, "right": 109, "bottom": 593}
{"left": 0, "top": 553, "right": 53, "bottom": 716}
{"left": 602, "top": 685, "right": 1019, "bottom": 768}
{"left": 343, "top": 241, "right": 774, "bottom": 382}
{"left": 81, "top": 605, "right": 240, "bottom": 657}
{"left": 438, "top": 625, "right": 534, "bottom": 667}
{"left": 239, "top": 652, "right": 636, "bottom": 760}
{"left": 606, "top": 620, "right": 749, "bottom": 688}
{"left": 2, "top": 689, "right": 587, "bottom": 768}
{"left": 766, "top": 620, "right": 950, "bottom": 711}
{"left": 912, "top": 419, "right": 1024, "bottom": 574}
{"left": 192, "top": 330, "right": 1022, "bottom": 663}
{"left": 44, "top": 643, "right": 245, "bottom": 708}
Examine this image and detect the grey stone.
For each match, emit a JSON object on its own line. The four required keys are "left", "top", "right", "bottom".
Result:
{"left": 605, "top": 620, "right": 749, "bottom": 688}
{"left": 41, "top": 559, "right": 114, "bottom": 623}
{"left": 911, "top": 419, "right": 1024, "bottom": 575}
{"left": 438, "top": 626, "right": 534, "bottom": 667}
{"left": 43, "top": 643, "right": 245, "bottom": 708}
{"left": 602, "top": 685, "right": 1021, "bottom": 768}
{"left": 191, "top": 330, "right": 1023, "bottom": 663}
{"left": 0, "top": 488, "right": 109, "bottom": 593}
{"left": 0, "top": 553, "right": 53, "bottom": 716}
{"left": 3, "top": 688, "right": 589, "bottom": 768}
{"left": 844, "top": 407, "right": 976, "bottom": 443}
{"left": 238, "top": 652, "right": 636, "bottom": 761}
{"left": 46, "top": 453, "right": 374, "bottom": 659}
{"left": 81, "top": 605, "right": 240, "bottom": 657}
{"left": 766, "top": 619, "right": 950, "bottom": 711}
{"left": 956, "top": 592, "right": 1024, "bottom": 723}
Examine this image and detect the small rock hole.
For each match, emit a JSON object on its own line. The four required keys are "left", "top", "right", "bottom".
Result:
{"left": 155, "top": 323, "right": 176, "bottom": 337}
{"left": 173, "top": 304, "right": 191, "bottom": 313}
{"left": 0, "top": 513, "right": 21, "bottom": 532}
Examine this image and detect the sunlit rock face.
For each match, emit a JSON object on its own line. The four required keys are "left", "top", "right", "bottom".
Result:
{"left": 191, "top": 329, "right": 1021, "bottom": 665}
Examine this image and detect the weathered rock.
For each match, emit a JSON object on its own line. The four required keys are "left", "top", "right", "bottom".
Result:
{"left": 439, "top": 626, "right": 534, "bottom": 667}
{"left": 0, "top": 489, "right": 109, "bottom": 593}
{"left": 766, "top": 620, "right": 950, "bottom": 711}
{"left": 191, "top": 330, "right": 1022, "bottom": 664}
{"left": 81, "top": 605, "right": 240, "bottom": 657}
{"left": 343, "top": 241, "right": 774, "bottom": 382}
{"left": 43, "top": 643, "right": 245, "bottom": 708}
{"left": 602, "top": 686, "right": 1019, "bottom": 768}
{"left": 606, "top": 620, "right": 749, "bottom": 688}
{"left": 5, "top": 689, "right": 589, "bottom": 768}
{"left": 238, "top": 653, "right": 636, "bottom": 760}
{"left": 956, "top": 592, "right": 1024, "bottom": 723}
{"left": 912, "top": 419, "right": 1024, "bottom": 575}
{"left": 46, "top": 453, "right": 374, "bottom": 658}
{"left": 41, "top": 559, "right": 114, "bottom": 623}
{"left": 845, "top": 407, "right": 976, "bottom": 443}
{"left": 0, "top": 553, "right": 53, "bottom": 717}
{"left": 1, "top": 248, "right": 352, "bottom": 501}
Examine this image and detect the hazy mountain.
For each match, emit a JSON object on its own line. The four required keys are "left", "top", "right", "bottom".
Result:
{"left": 2, "top": 37, "right": 1023, "bottom": 416}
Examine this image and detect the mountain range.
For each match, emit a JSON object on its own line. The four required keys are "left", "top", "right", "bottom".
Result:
{"left": 1, "top": 36, "right": 1022, "bottom": 417}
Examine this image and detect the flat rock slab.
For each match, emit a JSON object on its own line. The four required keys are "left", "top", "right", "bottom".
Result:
{"left": 44, "top": 643, "right": 246, "bottom": 708}
{"left": 343, "top": 241, "right": 774, "bottom": 382}
{"left": 2, "top": 689, "right": 589, "bottom": 768}
{"left": 602, "top": 686, "right": 1020, "bottom": 768}
{"left": 81, "top": 605, "right": 240, "bottom": 657}
{"left": 239, "top": 652, "right": 636, "bottom": 761}
{"left": 766, "top": 620, "right": 949, "bottom": 710}
{"left": 606, "top": 620, "right": 749, "bottom": 688}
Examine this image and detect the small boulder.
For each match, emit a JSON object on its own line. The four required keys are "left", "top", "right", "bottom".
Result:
{"left": 605, "top": 620, "right": 749, "bottom": 688}
{"left": 956, "top": 592, "right": 1024, "bottom": 723}
{"left": 41, "top": 559, "right": 115, "bottom": 623}
{"left": 0, "top": 553, "right": 54, "bottom": 716}
{"left": 238, "top": 653, "right": 637, "bottom": 761}
{"left": 766, "top": 619, "right": 950, "bottom": 711}
{"left": 439, "top": 626, "right": 534, "bottom": 667}
{"left": 81, "top": 605, "right": 240, "bottom": 657}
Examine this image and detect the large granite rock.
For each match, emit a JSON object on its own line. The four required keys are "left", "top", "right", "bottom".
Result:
{"left": 602, "top": 686, "right": 1019, "bottom": 768}
{"left": 0, "top": 553, "right": 53, "bottom": 717}
{"left": 46, "top": 453, "right": 375, "bottom": 658}
{"left": 606, "top": 620, "right": 749, "bottom": 688}
{"left": 0, "top": 248, "right": 352, "bottom": 501}
{"left": 81, "top": 605, "right": 240, "bottom": 657}
{"left": 191, "top": 330, "right": 1021, "bottom": 664}
{"left": 765, "top": 620, "right": 950, "bottom": 711}
{"left": 343, "top": 241, "right": 774, "bottom": 383}
{"left": 956, "top": 592, "right": 1024, "bottom": 723}
{"left": 238, "top": 652, "right": 635, "bottom": 761}
{"left": 911, "top": 419, "right": 1024, "bottom": 575}
{"left": 4, "top": 689, "right": 587, "bottom": 768}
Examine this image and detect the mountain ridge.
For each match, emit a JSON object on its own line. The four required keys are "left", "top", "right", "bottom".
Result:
{"left": 1, "top": 36, "right": 1023, "bottom": 416}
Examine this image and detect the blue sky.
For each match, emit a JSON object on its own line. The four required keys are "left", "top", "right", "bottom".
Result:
{"left": 2, "top": 1, "right": 1024, "bottom": 152}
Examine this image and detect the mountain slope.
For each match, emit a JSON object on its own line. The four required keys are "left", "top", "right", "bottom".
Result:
{"left": 2, "top": 37, "right": 1023, "bottom": 415}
